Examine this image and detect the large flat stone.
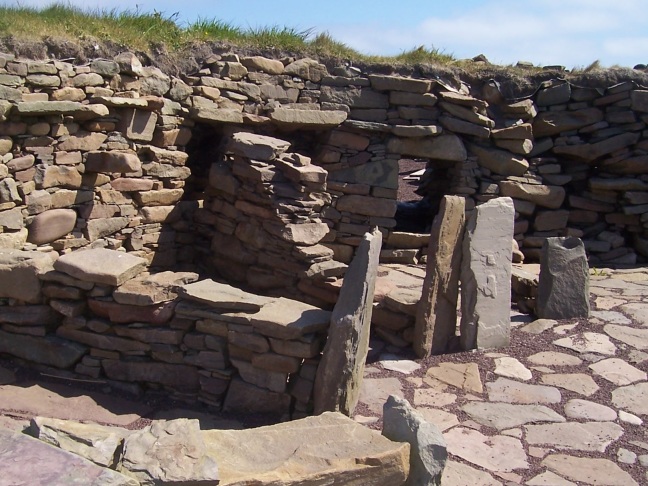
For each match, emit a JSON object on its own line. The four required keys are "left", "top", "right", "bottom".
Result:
{"left": 525, "top": 422, "right": 624, "bottom": 452}
{"left": 179, "top": 278, "right": 273, "bottom": 311}
{"left": 270, "top": 108, "right": 347, "bottom": 128}
{"left": 499, "top": 181, "right": 565, "bottom": 209}
{"left": 589, "top": 358, "right": 646, "bottom": 385}
{"left": 242, "top": 297, "right": 331, "bottom": 340}
{"left": 102, "top": 360, "right": 199, "bottom": 392}
{"left": 387, "top": 134, "right": 467, "bottom": 161}
{"left": 113, "top": 271, "right": 199, "bottom": 306}
{"left": 541, "top": 373, "right": 600, "bottom": 396}
{"left": 203, "top": 411, "right": 410, "bottom": 485}
{"left": 487, "top": 378, "right": 562, "bottom": 404}
{"left": 444, "top": 427, "right": 528, "bottom": 472}
{"left": 604, "top": 324, "right": 648, "bottom": 350}
{"left": 425, "top": 362, "right": 483, "bottom": 394}
{"left": 554, "top": 332, "right": 617, "bottom": 355}
{"left": 0, "top": 428, "right": 138, "bottom": 486}
{"left": 611, "top": 382, "right": 648, "bottom": 415}
{"left": 54, "top": 248, "right": 147, "bottom": 286}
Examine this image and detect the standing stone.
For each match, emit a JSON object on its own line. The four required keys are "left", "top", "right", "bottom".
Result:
{"left": 382, "top": 395, "right": 447, "bottom": 486}
{"left": 460, "top": 197, "right": 515, "bottom": 350}
{"left": 314, "top": 228, "right": 382, "bottom": 415}
{"left": 537, "top": 237, "right": 590, "bottom": 319}
{"left": 415, "top": 196, "right": 465, "bottom": 357}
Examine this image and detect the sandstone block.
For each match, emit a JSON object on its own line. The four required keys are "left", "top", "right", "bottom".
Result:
{"left": 369, "top": 74, "right": 431, "bottom": 93}
{"left": 270, "top": 108, "right": 347, "bottom": 129}
{"left": 54, "top": 248, "right": 146, "bottom": 286}
{"left": 103, "top": 359, "right": 199, "bottom": 391}
{"left": 387, "top": 134, "right": 467, "bottom": 161}
{"left": 533, "top": 108, "right": 604, "bottom": 137}
{"left": 226, "top": 132, "right": 290, "bottom": 161}
{"left": 85, "top": 216, "right": 129, "bottom": 241}
{"left": 57, "top": 132, "right": 107, "bottom": 151}
{"left": 337, "top": 194, "right": 397, "bottom": 218}
{"left": 241, "top": 56, "right": 285, "bottom": 74}
{"left": 88, "top": 299, "right": 175, "bottom": 324}
{"left": 85, "top": 151, "right": 141, "bottom": 173}
{"left": 133, "top": 188, "right": 183, "bottom": 206}
{"left": 34, "top": 165, "right": 82, "bottom": 189}
{"left": 27, "top": 209, "right": 77, "bottom": 245}
{"left": 189, "top": 106, "right": 244, "bottom": 124}
{"left": 284, "top": 58, "right": 328, "bottom": 82}
{"left": 0, "top": 249, "right": 53, "bottom": 303}
{"left": 469, "top": 143, "right": 529, "bottom": 176}
{"left": 118, "top": 109, "right": 157, "bottom": 142}
{"left": 499, "top": 181, "right": 565, "bottom": 209}
{"left": 114, "top": 271, "right": 198, "bottom": 306}
{"left": 0, "top": 330, "right": 86, "bottom": 368}
{"left": 222, "top": 377, "right": 292, "bottom": 415}
{"left": 320, "top": 86, "right": 389, "bottom": 109}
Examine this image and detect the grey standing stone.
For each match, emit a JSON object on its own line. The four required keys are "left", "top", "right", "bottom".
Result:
{"left": 537, "top": 237, "right": 590, "bottom": 319}
{"left": 314, "top": 227, "right": 382, "bottom": 416}
{"left": 460, "top": 197, "right": 515, "bottom": 350}
{"left": 415, "top": 195, "right": 465, "bottom": 357}
{"left": 382, "top": 395, "right": 447, "bottom": 486}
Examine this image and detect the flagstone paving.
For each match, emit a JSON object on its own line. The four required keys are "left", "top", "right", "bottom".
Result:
{"left": 355, "top": 265, "right": 648, "bottom": 485}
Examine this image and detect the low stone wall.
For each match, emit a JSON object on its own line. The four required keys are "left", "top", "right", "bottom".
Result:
{"left": 0, "top": 247, "right": 331, "bottom": 417}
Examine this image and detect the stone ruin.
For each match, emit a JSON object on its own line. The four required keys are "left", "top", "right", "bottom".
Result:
{"left": 0, "top": 48, "right": 646, "bottom": 484}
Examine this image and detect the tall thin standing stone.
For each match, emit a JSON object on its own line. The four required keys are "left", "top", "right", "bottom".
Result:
{"left": 460, "top": 197, "right": 515, "bottom": 350}
{"left": 414, "top": 196, "right": 465, "bottom": 358}
{"left": 313, "top": 227, "right": 382, "bottom": 416}
{"left": 537, "top": 237, "right": 590, "bottom": 319}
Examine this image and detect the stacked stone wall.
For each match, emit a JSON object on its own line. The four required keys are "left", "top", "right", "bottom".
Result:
{"left": 1, "top": 49, "right": 648, "bottom": 405}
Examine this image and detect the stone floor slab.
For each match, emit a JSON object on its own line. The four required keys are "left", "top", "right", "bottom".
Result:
{"left": 494, "top": 357, "right": 532, "bottom": 381}
{"left": 462, "top": 402, "right": 565, "bottom": 430}
{"left": 564, "top": 399, "right": 617, "bottom": 421}
{"left": 541, "top": 373, "right": 600, "bottom": 396}
{"left": 542, "top": 454, "right": 638, "bottom": 485}
{"left": 524, "top": 422, "right": 624, "bottom": 452}
{"left": 413, "top": 388, "right": 457, "bottom": 407}
{"left": 604, "top": 324, "right": 648, "bottom": 350}
{"left": 440, "top": 460, "right": 502, "bottom": 486}
{"left": 553, "top": 332, "right": 617, "bottom": 355}
{"left": 358, "top": 377, "right": 404, "bottom": 414}
{"left": 611, "top": 382, "right": 648, "bottom": 415}
{"left": 416, "top": 407, "right": 459, "bottom": 431}
{"left": 444, "top": 427, "right": 529, "bottom": 472}
{"left": 527, "top": 351, "right": 583, "bottom": 367}
{"left": 377, "top": 353, "right": 421, "bottom": 374}
{"left": 526, "top": 470, "right": 577, "bottom": 485}
{"left": 487, "top": 378, "right": 562, "bottom": 404}
{"left": 589, "top": 358, "right": 646, "bottom": 385}
{"left": 619, "top": 303, "right": 648, "bottom": 326}
{"left": 425, "top": 362, "right": 483, "bottom": 394}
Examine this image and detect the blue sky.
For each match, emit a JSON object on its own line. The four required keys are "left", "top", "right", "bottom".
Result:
{"left": 9, "top": 0, "right": 648, "bottom": 68}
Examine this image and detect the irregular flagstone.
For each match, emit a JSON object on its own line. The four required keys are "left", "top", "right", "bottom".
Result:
{"left": 542, "top": 454, "right": 639, "bottom": 485}
{"left": 527, "top": 351, "right": 583, "bottom": 367}
{"left": 604, "top": 324, "right": 648, "bottom": 350}
{"left": 564, "top": 399, "right": 617, "bottom": 421}
{"left": 358, "top": 377, "right": 404, "bottom": 415}
{"left": 526, "top": 471, "right": 577, "bottom": 485}
{"left": 461, "top": 402, "right": 565, "bottom": 430}
{"left": 618, "top": 410, "right": 643, "bottom": 425}
{"left": 30, "top": 417, "right": 129, "bottom": 468}
{"left": 120, "top": 419, "right": 219, "bottom": 485}
{"left": 416, "top": 408, "right": 460, "bottom": 432}
{"left": 244, "top": 297, "right": 332, "bottom": 340}
{"left": 611, "top": 382, "right": 648, "bottom": 415}
{"left": 460, "top": 197, "right": 515, "bottom": 350}
{"left": 377, "top": 354, "right": 421, "bottom": 375}
{"left": 413, "top": 388, "right": 457, "bottom": 408}
{"left": 591, "top": 310, "right": 631, "bottom": 325}
{"left": 520, "top": 319, "right": 557, "bottom": 334}
{"left": 414, "top": 195, "right": 465, "bottom": 357}
{"left": 203, "top": 412, "right": 410, "bottom": 486}
{"left": 425, "top": 362, "right": 483, "bottom": 394}
{"left": 487, "top": 378, "right": 562, "bottom": 404}
{"left": 54, "top": 248, "right": 147, "bottom": 286}
{"left": 594, "top": 296, "right": 626, "bottom": 310}
{"left": 541, "top": 373, "right": 600, "bottom": 396}
{"left": 0, "top": 428, "right": 138, "bottom": 486}
{"left": 589, "top": 358, "right": 647, "bottom": 385}
{"left": 314, "top": 229, "right": 381, "bottom": 415}
{"left": 440, "top": 460, "right": 503, "bottom": 486}
{"left": 179, "top": 278, "right": 274, "bottom": 311}
{"left": 444, "top": 427, "right": 529, "bottom": 472}
{"left": 494, "top": 357, "right": 532, "bottom": 381}
{"left": 525, "top": 422, "right": 624, "bottom": 452}
{"left": 553, "top": 332, "right": 617, "bottom": 355}
{"left": 619, "top": 303, "right": 648, "bottom": 326}
{"left": 382, "top": 395, "right": 447, "bottom": 486}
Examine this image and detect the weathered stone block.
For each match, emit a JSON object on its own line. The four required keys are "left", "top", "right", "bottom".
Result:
{"left": 0, "top": 250, "right": 53, "bottom": 303}
{"left": 118, "top": 109, "right": 157, "bottom": 142}
{"left": 54, "top": 248, "right": 146, "bottom": 286}
{"left": 537, "top": 237, "right": 590, "bottom": 319}
{"left": 85, "top": 151, "right": 141, "bottom": 173}
{"left": 27, "top": 209, "right": 77, "bottom": 245}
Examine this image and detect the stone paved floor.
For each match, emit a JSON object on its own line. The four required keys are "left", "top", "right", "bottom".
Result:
{"left": 356, "top": 265, "right": 648, "bottom": 485}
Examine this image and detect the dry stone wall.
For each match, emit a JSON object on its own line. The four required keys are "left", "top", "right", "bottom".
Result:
{"left": 1, "top": 48, "right": 648, "bottom": 407}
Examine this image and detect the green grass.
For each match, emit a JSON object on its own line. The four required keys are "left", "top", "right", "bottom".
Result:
{"left": 0, "top": 3, "right": 458, "bottom": 65}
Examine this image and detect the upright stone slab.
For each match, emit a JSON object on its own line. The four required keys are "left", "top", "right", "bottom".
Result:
{"left": 414, "top": 196, "right": 465, "bottom": 357}
{"left": 382, "top": 395, "right": 447, "bottom": 486}
{"left": 537, "top": 237, "right": 590, "bottom": 319}
{"left": 314, "top": 227, "right": 382, "bottom": 415}
{"left": 460, "top": 197, "right": 515, "bottom": 350}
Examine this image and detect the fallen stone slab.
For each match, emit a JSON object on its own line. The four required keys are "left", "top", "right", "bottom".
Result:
{"left": 30, "top": 417, "right": 129, "bottom": 468}
{"left": 203, "top": 411, "right": 410, "bottom": 485}
{"left": 382, "top": 395, "right": 447, "bottom": 486}
{"left": 54, "top": 248, "right": 147, "bottom": 286}
{"left": 462, "top": 402, "right": 565, "bottom": 430}
{"left": 120, "top": 419, "right": 219, "bottom": 485}
{"left": 0, "top": 428, "right": 138, "bottom": 486}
